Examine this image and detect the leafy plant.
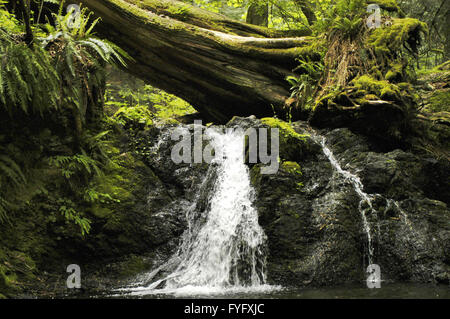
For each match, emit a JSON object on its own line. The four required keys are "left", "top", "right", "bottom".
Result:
{"left": 48, "top": 153, "right": 102, "bottom": 180}
{"left": 40, "top": 1, "right": 130, "bottom": 140}
{"left": 0, "top": 29, "right": 60, "bottom": 115}
{"left": 57, "top": 199, "right": 91, "bottom": 236}
{"left": 82, "top": 130, "right": 114, "bottom": 163}
{"left": 0, "top": 152, "right": 26, "bottom": 223}
{"left": 331, "top": 16, "right": 363, "bottom": 40}
{"left": 84, "top": 188, "right": 118, "bottom": 204}
{"left": 286, "top": 58, "right": 324, "bottom": 109}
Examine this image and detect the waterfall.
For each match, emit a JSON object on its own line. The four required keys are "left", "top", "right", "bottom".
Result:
{"left": 313, "top": 135, "right": 376, "bottom": 265}
{"left": 120, "top": 128, "right": 278, "bottom": 297}
{"left": 312, "top": 133, "right": 418, "bottom": 267}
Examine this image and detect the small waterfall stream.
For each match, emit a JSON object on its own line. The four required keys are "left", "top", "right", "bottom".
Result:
{"left": 312, "top": 133, "right": 417, "bottom": 268}
{"left": 314, "top": 135, "right": 376, "bottom": 265}
{"left": 120, "top": 128, "right": 277, "bottom": 296}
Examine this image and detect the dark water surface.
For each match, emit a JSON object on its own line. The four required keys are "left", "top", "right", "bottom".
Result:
{"left": 106, "top": 283, "right": 449, "bottom": 299}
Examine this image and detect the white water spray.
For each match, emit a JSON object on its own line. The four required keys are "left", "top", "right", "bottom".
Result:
{"left": 314, "top": 135, "right": 376, "bottom": 265}
{"left": 120, "top": 128, "right": 277, "bottom": 297}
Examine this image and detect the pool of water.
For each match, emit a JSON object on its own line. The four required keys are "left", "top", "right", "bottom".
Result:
{"left": 108, "top": 283, "right": 449, "bottom": 299}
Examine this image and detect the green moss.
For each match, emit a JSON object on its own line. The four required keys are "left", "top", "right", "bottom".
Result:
{"left": 0, "top": 251, "right": 35, "bottom": 296}
{"left": 385, "top": 62, "right": 403, "bottom": 81}
{"left": 117, "top": 255, "right": 153, "bottom": 279}
{"left": 368, "top": 18, "right": 428, "bottom": 56}
{"left": 165, "top": 4, "right": 190, "bottom": 19}
{"left": 426, "top": 90, "right": 450, "bottom": 113}
{"left": 261, "top": 117, "right": 307, "bottom": 141}
{"left": 281, "top": 161, "right": 302, "bottom": 175}
{"left": 0, "top": 265, "right": 11, "bottom": 293}
{"left": 365, "top": 94, "right": 379, "bottom": 100}
{"left": 352, "top": 75, "right": 400, "bottom": 100}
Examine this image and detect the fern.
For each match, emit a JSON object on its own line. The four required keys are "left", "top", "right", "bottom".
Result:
{"left": 287, "top": 58, "right": 324, "bottom": 109}
{"left": 0, "top": 29, "right": 60, "bottom": 115}
{"left": 84, "top": 188, "right": 118, "bottom": 204}
{"left": 82, "top": 130, "right": 114, "bottom": 163}
{"left": 0, "top": 151, "right": 26, "bottom": 223}
{"left": 38, "top": 2, "right": 131, "bottom": 136}
{"left": 58, "top": 202, "right": 91, "bottom": 236}
{"left": 49, "top": 153, "right": 103, "bottom": 179}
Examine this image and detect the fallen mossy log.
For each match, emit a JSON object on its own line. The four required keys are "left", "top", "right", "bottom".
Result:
{"left": 71, "top": 0, "right": 315, "bottom": 122}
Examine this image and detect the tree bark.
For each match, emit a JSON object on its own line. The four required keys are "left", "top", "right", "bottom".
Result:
{"left": 294, "top": 0, "right": 316, "bottom": 26}
{"left": 17, "top": 0, "right": 33, "bottom": 47}
{"left": 246, "top": 3, "right": 269, "bottom": 27}
{"left": 70, "top": 0, "right": 313, "bottom": 122}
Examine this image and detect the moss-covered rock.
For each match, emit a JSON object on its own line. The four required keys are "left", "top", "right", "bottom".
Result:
{"left": 261, "top": 117, "right": 309, "bottom": 162}
{"left": 280, "top": 161, "right": 302, "bottom": 176}
{"left": 351, "top": 75, "right": 401, "bottom": 101}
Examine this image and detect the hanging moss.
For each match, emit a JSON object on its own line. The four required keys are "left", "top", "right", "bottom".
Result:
{"left": 368, "top": 18, "right": 428, "bottom": 57}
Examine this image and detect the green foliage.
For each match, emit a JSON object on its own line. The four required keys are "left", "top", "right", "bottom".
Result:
{"left": 313, "top": 0, "right": 366, "bottom": 35}
{"left": 40, "top": 3, "right": 129, "bottom": 127}
{"left": 0, "top": 31, "right": 59, "bottom": 115}
{"left": 83, "top": 130, "right": 115, "bottom": 163}
{"left": 0, "top": 151, "right": 26, "bottom": 223}
{"left": 0, "top": 3, "right": 21, "bottom": 33}
{"left": 113, "top": 106, "right": 154, "bottom": 128}
{"left": 426, "top": 90, "right": 450, "bottom": 113}
{"left": 57, "top": 199, "right": 91, "bottom": 236}
{"left": 287, "top": 58, "right": 323, "bottom": 110}
{"left": 48, "top": 153, "right": 102, "bottom": 180}
{"left": 105, "top": 72, "right": 195, "bottom": 125}
{"left": 0, "top": 1, "right": 129, "bottom": 242}
{"left": 84, "top": 188, "right": 118, "bottom": 204}
{"left": 331, "top": 16, "right": 363, "bottom": 39}
{"left": 0, "top": 0, "right": 129, "bottom": 127}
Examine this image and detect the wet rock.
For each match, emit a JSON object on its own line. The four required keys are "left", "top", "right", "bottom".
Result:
{"left": 14, "top": 116, "right": 449, "bottom": 296}
{"left": 248, "top": 120, "right": 449, "bottom": 287}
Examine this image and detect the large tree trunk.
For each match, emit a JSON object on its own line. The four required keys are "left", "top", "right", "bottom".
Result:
{"left": 246, "top": 3, "right": 269, "bottom": 27}
{"left": 294, "top": 0, "right": 316, "bottom": 26}
{"left": 71, "top": 0, "right": 312, "bottom": 122}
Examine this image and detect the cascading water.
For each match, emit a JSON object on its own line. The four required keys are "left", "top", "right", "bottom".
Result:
{"left": 312, "top": 133, "right": 417, "bottom": 267}
{"left": 313, "top": 135, "right": 377, "bottom": 265}
{"left": 120, "top": 128, "right": 278, "bottom": 297}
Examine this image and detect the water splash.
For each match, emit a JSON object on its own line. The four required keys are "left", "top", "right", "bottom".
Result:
{"left": 119, "top": 128, "right": 278, "bottom": 297}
